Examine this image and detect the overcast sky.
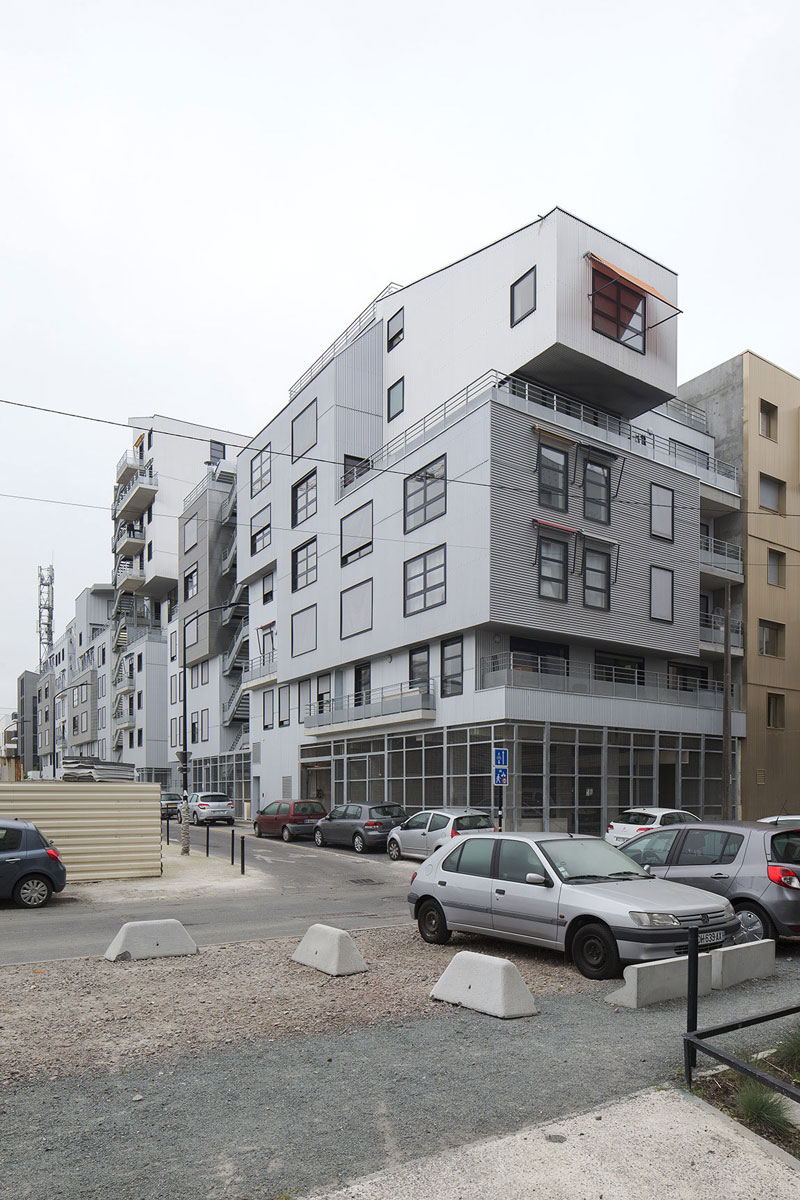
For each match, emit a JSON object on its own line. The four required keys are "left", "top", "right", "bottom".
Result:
{"left": 1, "top": 0, "right": 798, "bottom": 720}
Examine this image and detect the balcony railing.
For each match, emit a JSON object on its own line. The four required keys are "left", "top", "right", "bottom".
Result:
{"left": 338, "top": 370, "right": 740, "bottom": 498}
{"left": 115, "top": 561, "right": 145, "bottom": 590}
{"left": 113, "top": 470, "right": 159, "bottom": 519}
{"left": 700, "top": 611, "right": 744, "bottom": 649}
{"left": 479, "top": 653, "right": 740, "bottom": 709}
{"left": 242, "top": 652, "right": 277, "bottom": 686}
{"left": 659, "top": 397, "right": 708, "bottom": 432}
{"left": 116, "top": 449, "right": 143, "bottom": 483}
{"left": 304, "top": 680, "right": 436, "bottom": 730}
{"left": 221, "top": 538, "right": 237, "bottom": 575}
{"left": 114, "top": 525, "right": 145, "bottom": 556}
{"left": 700, "top": 535, "right": 743, "bottom": 576}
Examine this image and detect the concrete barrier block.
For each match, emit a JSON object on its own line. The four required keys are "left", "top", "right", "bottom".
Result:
{"left": 104, "top": 919, "right": 198, "bottom": 962}
{"left": 711, "top": 939, "right": 775, "bottom": 990}
{"left": 430, "top": 950, "right": 539, "bottom": 1019}
{"left": 291, "top": 924, "right": 368, "bottom": 976}
{"left": 605, "top": 953, "right": 712, "bottom": 1009}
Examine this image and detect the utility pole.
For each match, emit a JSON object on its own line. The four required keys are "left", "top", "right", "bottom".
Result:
{"left": 722, "top": 581, "right": 732, "bottom": 820}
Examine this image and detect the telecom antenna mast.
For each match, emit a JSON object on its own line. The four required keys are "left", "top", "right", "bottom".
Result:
{"left": 38, "top": 565, "right": 54, "bottom": 671}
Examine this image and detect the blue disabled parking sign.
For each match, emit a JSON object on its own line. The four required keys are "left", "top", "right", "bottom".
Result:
{"left": 493, "top": 766, "right": 508, "bottom": 786}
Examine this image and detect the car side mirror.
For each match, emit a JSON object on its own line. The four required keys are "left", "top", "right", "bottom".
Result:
{"left": 525, "top": 872, "right": 550, "bottom": 887}
{"left": 643, "top": 863, "right": 653, "bottom": 875}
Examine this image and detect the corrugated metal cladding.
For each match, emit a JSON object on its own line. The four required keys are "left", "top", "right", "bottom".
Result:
{"left": 335, "top": 323, "right": 383, "bottom": 474}
{"left": 0, "top": 783, "right": 161, "bottom": 882}
{"left": 489, "top": 402, "right": 701, "bottom": 657}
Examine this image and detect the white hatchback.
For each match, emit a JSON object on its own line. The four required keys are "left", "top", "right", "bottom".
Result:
{"left": 605, "top": 807, "right": 700, "bottom": 846}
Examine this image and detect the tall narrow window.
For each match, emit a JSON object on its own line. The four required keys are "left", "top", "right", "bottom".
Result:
{"left": 539, "top": 445, "right": 568, "bottom": 511}
{"left": 263, "top": 571, "right": 274, "bottom": 603}
{"left": 340, "top": 502, "right": 373, "bottom": 566}
{"left": 584, "top": 461, "right": 611, "bottom": 524}
{"left": 387, "top": 308, "right": 404, "bottom": 351}
{"left": 441, "top": 636, "right": 463, "bottom": 696}
{"left": 510, "top": 267, "right": 536, "bottom": 326}
{"left": 210, "top": 440, "right": 225, "bottom": 463}
{"left": 183, "top": 515, "right": 198, "bottom": 552}
{"left": 387, "top": 377, "right": 404, "bottom": 422}
{"left": 539, "top": 539, "right": 567, "bottom": 602}
{"left": 650, "top": 484, "right": 674, "bottom": 541}
{"left": 759, "top": 473, "right": 784, "bottom": 514}
{"left": 291, "top": 538, "right": 317, "bottom": 592}
{"left": 251, "top": 444, "right": 271, "bottom": 496}
{"left": 278, "top": 685, "right": 290, "bottom": 727}
{"left": 184, "top": 566, "right": 198, "bottom": 600}
{"left": 200, "top": 710, "right": 209, "bottom": 741}
{"left": 759, "top": 400, "right": 777, "bottom": 440}
{"left": 758, "top": 620, "right": 784, "bottom": 658}
{"left": 292, "top": 470, "right": 317, "bottom": 527}
{"left": 767, "top": 693, "right": 785, "bottom": 729}
{"left": 317, "top": 674, "right": 331, "bottom": 712}
{"left": 405, "top": 456, "right": 446, "bottom": 532}
{"left": 650, "top": 566, "right": 674, "bottom": 623}
{"left": 584, "top": 549, "right": 610, "bottom": 610}
{"left": 262, "top": 690, "right": 274, "bottom": 730}
{"left": 409, "top": 646, "right": 430, "bottom": 690}
{"left": 591, "top": 269, "right": 646, "bottom": 354}
{"left": 250, "top": 505, "right": 271, "bottom": 554}
{"left": 291, "top": 399, "right": 317, "bottom": 463}
{"left": 354, "top": 662, "right": 371, "bottom": 706}
{"left": 767, "top": 548, "right": 785, "bottom": 587}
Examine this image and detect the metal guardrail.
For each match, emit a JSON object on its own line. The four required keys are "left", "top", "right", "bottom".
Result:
{"left": 242, "top": 652, "right": 278, "bottom": 686}
{"left": 338, "top": 370, "right": 740, "bottom": 498}
{"left": 480, "top": 652, "right": 740, "bottom": 708}
{"left": 116, "top": 449, "right": 142, "bottom": 479}
{"left": 660, "top": 396, "right": 707, "bottom": 432}
{"left": 304, "top": 680, "right": 435, "bottom": 729}
{"left": 700, "top": 535, "right": 743, "bottom": 574}
{"left": 700, "top": 611, "right": 744, "bottom": 647}
{"left": 113, "top": 470, "right": 158, "bottom": 516}
{"left": 290, "top": 283, "right": 403, "bottom": 400}
{"left": 115, "top": 561, "right": 144, "bottom": 587}
{"left": 221, "top": 538, "right": 237, "bottom": 574}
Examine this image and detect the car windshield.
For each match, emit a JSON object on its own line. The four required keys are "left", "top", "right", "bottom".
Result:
{"left": 541, "top": 838, "right": 651, "bottom": 882}
{"left": 370, "top": 806, "right": 406, "bottom": 818}
{"left": 454, "top": 814, "right": 494, "bottom": 831}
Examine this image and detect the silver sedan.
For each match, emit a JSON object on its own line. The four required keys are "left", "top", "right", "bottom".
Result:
{"left": 407, "top": 832, "right": 747, "bottom": 979}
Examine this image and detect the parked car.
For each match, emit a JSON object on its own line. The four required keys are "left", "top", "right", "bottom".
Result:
{"left": 605, "top": 807, "right": 701, "bottom": 846}
{"left": 387, "top": 807, "right": 495, "bottom": 861}
{"left": 407, "top": 831, "right": 746, "bottom": 979}
{"left": 254, "top": 800, "right": 328, "bottom": 841}
{"left": 0, "top": 818, "right": 67, "bottom": 909}
{"left": 178, "top": 792, "right": 235, "bottom": 825}
{"left": 160, "top": 792, "right": 182, "bottom": 819}
{"left": 313, "top": 803, "right": 407, "bottom": 853}
{"left": 619, "top": 821, "right": 800, "bottom": 942}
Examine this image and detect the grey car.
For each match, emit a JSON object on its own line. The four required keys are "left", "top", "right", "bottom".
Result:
{"left": 314, "top": 803, "right": 407, "bottom": 854}
{"left": 387, "top": 807, "right": 495, "bottom": 861}
{"left": 407, "top": 832, "right": 746, "bottom": 979}
{"left": 619, "top": 821, "right": 800, "bottom": 942}
{"left": 0, "top": 818, "right": 67, "bottom": 908}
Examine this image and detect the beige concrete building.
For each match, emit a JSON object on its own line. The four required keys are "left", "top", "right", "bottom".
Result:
{"left": 680, "top": 352, "right": 800, "bottom": 818}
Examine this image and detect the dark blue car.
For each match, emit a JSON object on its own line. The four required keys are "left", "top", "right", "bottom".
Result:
{"left": 0, "top": 818, "right": 67, "bottom": 908}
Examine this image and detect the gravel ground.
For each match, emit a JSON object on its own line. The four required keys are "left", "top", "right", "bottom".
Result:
{"left": 0, "top": 925, "right": 602, "bottom": 1081}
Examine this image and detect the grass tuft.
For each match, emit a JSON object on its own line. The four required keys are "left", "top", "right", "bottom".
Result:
{"left": 773, "top": 1026, "right": 800, "bottom": 1077}
{"left": 736, "top": 1081, "right": 795, "bottom": 1139}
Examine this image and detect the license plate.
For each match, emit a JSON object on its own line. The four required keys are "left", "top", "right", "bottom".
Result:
{"left": 698, "top": 930, "right": 724, "bottom": 946}
{"left": 304, "top": 818, "right": 316, "bottom": 823}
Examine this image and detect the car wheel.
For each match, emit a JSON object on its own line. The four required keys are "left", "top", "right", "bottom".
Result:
{"left": 227, "top": 819, "right": 235, "bottom": 826}
{"left": 417, "top": 899, "right": 451, "bottom": 945}
{"left": 387, "top": 839, "right": 401, "bottom": 861}
{"left": 734, "top": 901, "right": 776, "bottom": 942}
{"left": 314, "top": 828, "right": 325, "bottom": 847}
{"left": 281, "top": 826, "right": 293, "bottom": 843}
{"left": 192, "top": 812, "right": 200, "bottom": 825}
{"left": 571, "top": 923, "right": 621, "bottom": 980}
{"left": 13, "top": 875, "right": 53, "bottom": 909}
{"left": 353, "top": 833, "right": 367, "bottom": 854}
{"left": 253, "top": 823, "right": 262, "bottom": 838}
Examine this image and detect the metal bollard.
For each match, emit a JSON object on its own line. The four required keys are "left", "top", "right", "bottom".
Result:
{"left": 165, "top": 813, "right": 170, "bottom": 846}
{"left": 240, "top": 835, "right": 245, "bottom": 875}
{"left": 206, "top": 824, "right": 210, "bottom": 857}
{"left": 684, "top": 926, "right": 700, "bottom": 1087}
{"left": 231, "top": 827, "right": 235, "bottom": 865}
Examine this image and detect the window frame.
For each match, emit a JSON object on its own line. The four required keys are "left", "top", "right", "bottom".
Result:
{"left": 262, "top": 571, "right": 274, "bottom": 604}
{"left": 291, "top": 537, "right": 317, "bottom": 593}
{"left": 404, "top": 455, "right": 447, "bottom": 534}
{"left": 650, "top": 565, "right": 674, "bottom": 624}
{"left": 250, "top": 504, "right": 271, "bottom": 556}
{"left": 440, "top": 636, "right": 463, "bottom": 697}
{"left": 387, "top": 307, "right": 404, "bottom": 352}
{"left": 262, "top": 690, "right": 274, "bottom": 730}
{"left": 591, "top": 267, "right": 646, "bottom": 355}
{"left": 583, "top": 460, "right": 611, "bottom": 525}
{"left": 539, "top": 444, "right": 569, "bottom": 512}
{"left": 403, "top": 544, "right": 446, "bottom": 617}
{"left": 583, "top": 548, "right": 611, "bottom": 611}
{"left": 387, "top": 377, "right": 404, "bottom": 423}
{"left": 759, "top": 473, "right": 785, "bottom": 514}
{"left": 340, "top": 500, "right": 373, "bottom": 567}
{"left": 759, "top": 399, "right": 777, "bottom": 441}
{"left": 291, "top": 469, "right": 317, "bottom": 528}
{"left": 278, "top": 684, "right": 290, "bottom": 728}
{"left": 291, "top": 398, "right": 318, "bottom": 464}
{"left": 538, "top": 538, "right": 568, "bottom": 603}
{"left": 183, "top": 515, "right": 198, "bottom": 552}
{"left": 758, "top": 619, "right": 784, "bottom": 659}
{"left": 251, "top": 444, "right": 271, "bottom": 497}
{"left": 409, "top": 645, "right": 430, "bottom": 690}
{"left": 183, "top": 565, "right": 198, "bottom": 601}
{"left": 767, "top": 692, "right": 785, "bottom": 729}
{"left": 650, "top": 483, "right": 674, "bottom": 542}
{"left": 510, "top": 266, "right": 537, "bottom": 327}
{"left": 340, "top": 578, "right": 374, "bottom": 640}
{"left": 767, "top": 548, "right": 785, "bottom": 588}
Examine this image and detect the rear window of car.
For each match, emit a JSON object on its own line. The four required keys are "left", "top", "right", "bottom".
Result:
{"left": 203, "top": 794, "right": 229, "bottom": 803}
{"left": 617, "top": 811, "right": 655, "bottom": 825}
{"left": 453, "top": 815, "right": 494, "bottom": 832}
{"left": 293, "top": 802, "right": 326, "bottom": 816}
{"left": 370, "top": 806, "right": 405, "bottom": 819}
{"left": 770, "top": 831, "right": 800, "bottom": 864}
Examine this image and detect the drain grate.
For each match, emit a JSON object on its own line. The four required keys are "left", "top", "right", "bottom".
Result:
{"left": 349, "top": 878, "right": 379, "bottom": 885}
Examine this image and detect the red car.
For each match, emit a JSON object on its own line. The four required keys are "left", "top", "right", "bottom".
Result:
{"left": 253, "top": 800, "right": 328, "bottom": 842}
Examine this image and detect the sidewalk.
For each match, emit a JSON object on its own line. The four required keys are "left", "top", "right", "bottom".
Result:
{"left": 70, "top": 837, "right": 267, "bottom": 904}
{"left": 310, "top": 1086, "right": 800, "bottom": 1200}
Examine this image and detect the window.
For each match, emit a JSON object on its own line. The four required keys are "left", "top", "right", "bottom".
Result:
{"left": 668, "top": 662, "right": 709, "bottom": 691}
{"left": 759, "top": 399, "right": 777, "bottom": 440}
{"left": 72, "top": 687, "right": 78, "bottom": 706}
{"left": 676, "top": 830, "right": 744, "bottom": 867}
{"left": 147, "top": 504, "right": 153, "bottom": 524}
{"left": 584, "top": 461, "right": 611, "bottom": 524}
{"left": 291, "top": 604, "right": 317, "bottom": 656}
{"left": 539, "top": 445, "right": 568, "bottom": 511}
{"left": 292, "top": 538, "right": 317, "bottom": 592}
{"left": 354, "top": 662, "right": 371, "bottom": 706}
{"left": 298, "top": 678, "right": 311, "bottom": 719}
{"left": 278, "top": 685, "right": 290, "bottom": 727}
{"left": 387, "top": 377, "right": 404, "bottom": 422}
{"left": 650, "top": 484, "right": 674, "bottom": 541}
{"left": 178, "top": 674, "right": 184, "bottom": 701}
{"left": 539, "top": 538, "right": 567, "bottom": 602}
{"left": 341, "top": 502, "right": 373, "bottom": 566}
{"left": 429, "top": 813, "right": 448, "bottom": 833}
{"left": 170, "top": 675, "right": 177, "bottom": 704}
{"left": 404, "top": 545, "right": 446, "bottom": 615}
{"left": 405, "top": 812, "right": 430, "bottom": 833}
{"left": 444, "top": 837, "right": 494, "bottom": 878}
{"left": 291, "top": 399, "right": 317, "bottom": 463}
{"left": 169, "top": 631, "right": 177, "bottom": 661}
{"left": 340, "top": 579, "right": 373, "bottom": 639}
{"left": 185, "top": 615, "right": 199, "bottom": 647}
{"left": 387, "top": 307, "right": 404, "bottom": 351}
{"left": 201, "top": 660, "right": 209, "bottom": 685}
{"left": 497, "top": 839, "right": 547, "bottom": 884}
{"left": 136, "top": 691, "right": 143, "bottom": 710}
{"left": 759, "top": 620, "right": 784, "bottom": 658}
{"left": 343, "top": 455, "right": 370, "bottom": 487}
{"left": 259, "top": 622, "right": 275, "bottom": 655}
{"left": 317, "top": 674, "right": 331, "bottom": 711}
{"left": 591, "top": 268, "right": 646, "bottom": 354}
{"left": 650, "top": 566, "right": 674, "bottom": 623}
{"left": 767, "top": 693, "right": 785, "bottom": 729}
{"left": 768, "top": 549, "right": 785, "bottom": 587}
{"left": 210, "top": 440, "right": 225, "bottom": 463}
{"left": 251, "top": 444, "right": 271, "bottom": 496}
{"left": 510, "top": 266, "right": 536, "bottom": 326}
{"left": 80, "top": 711, "right": 88, "bottom": 732}
{"left": 190, "top": 712, "right": 199, "bottom": 744}
{"left": 441, "top": 637, "right": 463, "bottom": 697}
{"left": 409, "top": 645, "right": 430, "bottom": 690}
{"left": 292, "top": 470, "right": 317, "bottom": 527}
{"left": 263, "top": 571, "right": 274, "bottom": 603}
{"left": 262, "top": 691, "right": 274, "bottom": 729}
{"left": 250, "top": 505, "right": 271, "bottom": 555}
{"left": 759, "top": 473, "right": 784, "bottom": 514}
{"left": 137, "top": 729, "right": 143, "bottom": 747}
{"left": 584, "top": 549, "right": 610, "bottom": 610}
{"left": 170, "top": 717, "right": 177, "bottom": 747}
{"left": 623, "top": 829, "right": 680, "bottom": 867}
{"left": 200, "top": 709, "right": 209, "bottom": 741}
{"left": 184, "top": 566, "right": 198, "bottom": 600}
{"left": 183, "top": 515, "right": 198, "bottom": 552}
{"left": 190, "top": 665, "right": 199, "bottom": 688}
{"left": 404, "top": 456, "right": 446, "bottom": 533}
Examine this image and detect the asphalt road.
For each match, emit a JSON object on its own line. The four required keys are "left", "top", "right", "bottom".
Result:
{"left": 0, "top": 824, "right": 413, "bottom": 965}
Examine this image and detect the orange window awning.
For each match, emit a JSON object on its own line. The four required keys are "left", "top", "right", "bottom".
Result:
{"left": 587, "top": 252, "right": 679, "bottom": 311}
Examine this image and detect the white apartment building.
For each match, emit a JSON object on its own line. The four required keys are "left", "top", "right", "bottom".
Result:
{"left": 237, "top": 208, "right": 745, "bottom": 831}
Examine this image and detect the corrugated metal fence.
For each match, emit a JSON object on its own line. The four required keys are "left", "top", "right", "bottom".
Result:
{"left": 0, "top": 783, "right": 161, "bottom": 882}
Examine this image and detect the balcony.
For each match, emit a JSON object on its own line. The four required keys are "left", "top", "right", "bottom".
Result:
{"left": 304, "top": 680, "right": 436, "bottom": 733}
{"left": 479, "top": 653, "right": 739, "bottom": 710}
{"left": 115, "top": 561, "right": 145, "bottom": 593}
{"left": 114, "top": 525, "right": 145, "bottom": 559}
{"left": 242, "top": 652, "right": 278, "bottom": 688}
{"left": 115, "top": 667, "right": 136, "bottom": 694}
{"left": 113, "top": 711, "right": 136, "bottom": 731}
{"left": 700, "top": 536, "right": 744, "bottom": 584}
{"left": 221, "top": 537, "right": 237, "bottom": 576}
{"left": 113, "top": 470, "right": 158, "bottom": 521}
{"left": 116, "top": 449, "right": 143, "bottom": 485}
{"left": 699, "top": 612, "right": 744, "bottom": 655}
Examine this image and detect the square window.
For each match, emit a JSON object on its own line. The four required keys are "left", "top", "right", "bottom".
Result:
{"left": 251, "top": 444, "right": 271, "bottom": 496}
{"left": 291, "top": 470, "right": 317, "bottom": 527}
{"left": 405, "top": 456, "right": 446, "bottom": 533}
{"left": 758, "top": 620, "right": 784, "bottom": 658}
{"left": 387, "top": 377, "right": 404, "bottom": 422}
{"left": 539, "top": 445, "right": 568, "bottom": 511}
{"left": 291, "top": 538, "right": 317, "bottom": 592}
{"left": 291, "top": 605, "right": 317, "bottom": 656}
{"left": 404, "top": 545, "right": 446, "bottom": 616}
{"left": 759, "top": 399, "right": 777, "bottom": 440}
{"left": 591, "top": 268, "right": 646, "bottom": 354}
{"left": 759, "top": 473, "right": 784, "bottom": 514}
{"left": 387, "top": 307, "right": 404, "bottom": 351}
{"left": 538, "top": 538, "right": 567, "bottom": 602}
{"left": 584, "top": 549, "right": 610, "bottom": 610}
{"left": 584, "top": 461, "right": 610, "bottom": 524}
{"left": 510, "top": 266, "right": 536, "bottom": 326}
{"left": 250, "top": 505, "right": 271, "bottom": 555}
